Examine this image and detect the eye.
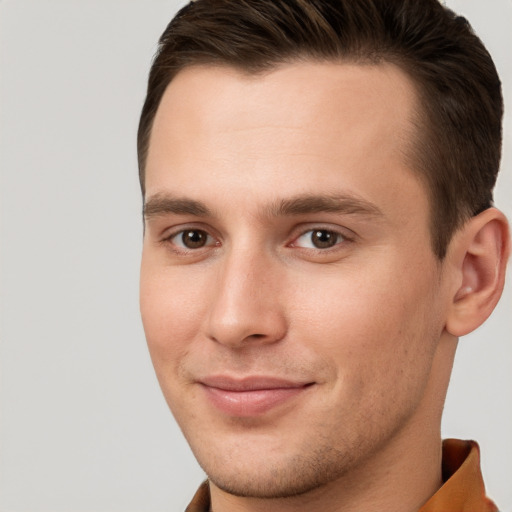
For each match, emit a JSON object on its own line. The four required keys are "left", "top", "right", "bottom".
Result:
{"left": 169, "top": 229, "right": 215, "bottom": 250}
{"left": 293, "top": 229, "right": 346, "bottom": 249}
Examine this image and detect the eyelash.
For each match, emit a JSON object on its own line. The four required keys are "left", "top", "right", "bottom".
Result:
{"left": 290, "top": 227, "right": 352, "bottom": 251}
{"left": 160, "top": 226, "right": 354, "bottom": 255}
{"left": 161, "top": 228, "right": 218, "bottom": 254}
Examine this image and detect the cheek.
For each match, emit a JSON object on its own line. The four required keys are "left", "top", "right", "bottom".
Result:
{"left": 291, "top": 270, "right": 441, "bottom": 445}
{"left": 140, "top": 265, "right": 212, "bottom": 421}
{"left": 291, "top": 259, "right": 441, "bottom": 384}
{"left": 140, "top": 263, "right": 207, "bottom": 367}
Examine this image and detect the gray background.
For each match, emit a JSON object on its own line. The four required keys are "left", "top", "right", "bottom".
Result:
{"left": 0, "top": 0, "right": 510, "bottom": 510}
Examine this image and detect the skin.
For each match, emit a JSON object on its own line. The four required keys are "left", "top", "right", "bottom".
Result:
{"left": 139, "top": 62, "right": 506, "bottom": 512}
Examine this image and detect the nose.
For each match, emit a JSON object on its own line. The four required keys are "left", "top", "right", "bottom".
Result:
{"left": 205, "top": 250, "right": 287, "bottom": 348}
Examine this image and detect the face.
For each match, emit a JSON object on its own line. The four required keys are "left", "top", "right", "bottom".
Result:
{"left": 140, "top": 62, "right": 454, "bottom": 499}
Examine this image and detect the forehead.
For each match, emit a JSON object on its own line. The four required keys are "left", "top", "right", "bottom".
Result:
{"left": 149, "top": 61, "right": 418, "bottom": 158}
{"left": 145, "top": 61, "right": 427, "bottom": 225}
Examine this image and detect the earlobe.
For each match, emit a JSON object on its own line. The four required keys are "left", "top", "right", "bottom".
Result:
{"left": 445, "top": 208, "right": 510, "bottom": 337}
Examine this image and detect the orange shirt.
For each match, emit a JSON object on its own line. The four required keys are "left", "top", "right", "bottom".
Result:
{"left": 185, "top": 439, "right": 497, "bottom": 512}
{"left": 419, "top": 439, "right": 497, "bottom": 512}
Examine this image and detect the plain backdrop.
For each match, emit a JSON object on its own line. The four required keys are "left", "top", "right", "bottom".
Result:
{"left": 0, "top": 1, "right": 511, "bottom": 511}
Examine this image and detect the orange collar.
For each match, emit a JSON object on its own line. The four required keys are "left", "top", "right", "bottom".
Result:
{"left": 419, "top": 439, "right": 497, "bottom": 512}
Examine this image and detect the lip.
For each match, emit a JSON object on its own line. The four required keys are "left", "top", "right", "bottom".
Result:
{"left": 199, "top": 376, "right": 314, "bottom": 417}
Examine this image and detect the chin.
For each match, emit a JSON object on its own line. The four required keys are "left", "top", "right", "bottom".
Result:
{"left": 196, "top": 443, "right": 353, "bottom": 500}
{"left": 209, "top": 468, "right": 331, "bottom": 499}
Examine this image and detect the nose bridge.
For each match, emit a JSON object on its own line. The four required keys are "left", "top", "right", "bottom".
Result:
{"left": 206, "top": 243, "right": 286, "bottom": 347}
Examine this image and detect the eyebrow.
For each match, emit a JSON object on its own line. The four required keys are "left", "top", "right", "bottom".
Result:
{"left": 143, "top": 192, "right": 384, "bottom": 220}
{"left": 144, "top": 194, "right": 213, "bottom": 219}
{"left": 265, "top": 193, "right": 384, "bottom": 218}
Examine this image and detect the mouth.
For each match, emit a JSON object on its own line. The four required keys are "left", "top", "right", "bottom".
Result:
{"left": 199, "top": 375, "right": 315, "bottom": 417}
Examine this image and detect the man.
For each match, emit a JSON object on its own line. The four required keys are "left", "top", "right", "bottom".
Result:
{"left": 138, "top": 0, "right": 510, "bottom": 510}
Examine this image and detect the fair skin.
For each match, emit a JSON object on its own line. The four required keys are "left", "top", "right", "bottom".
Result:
{"left": 140, "top": 62, "right": 509, "bottom": 512}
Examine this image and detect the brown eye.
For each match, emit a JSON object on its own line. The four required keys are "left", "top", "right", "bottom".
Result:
{"left": 294, "top": 229, "right": 344, "bottom": 249}
{"left": 311, "top": 230, "right": 338, "bottom": 248}
{"left": 181, "top": 230, "right": 208, "bottom": 249}
{"left": 169, "top": 229, "right": 213, "bottom": 250}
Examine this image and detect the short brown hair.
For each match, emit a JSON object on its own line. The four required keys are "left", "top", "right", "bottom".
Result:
{"left": 137, "top": 0, "right": 503, "bottom": 258}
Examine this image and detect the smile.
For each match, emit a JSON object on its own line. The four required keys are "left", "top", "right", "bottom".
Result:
{"left": 199, "top": 376, "right": 314, "bottom": 417}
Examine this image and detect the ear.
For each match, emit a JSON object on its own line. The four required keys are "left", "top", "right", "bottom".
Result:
{"left": 445, "top": 207, "right": 510, "bottom": 337}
